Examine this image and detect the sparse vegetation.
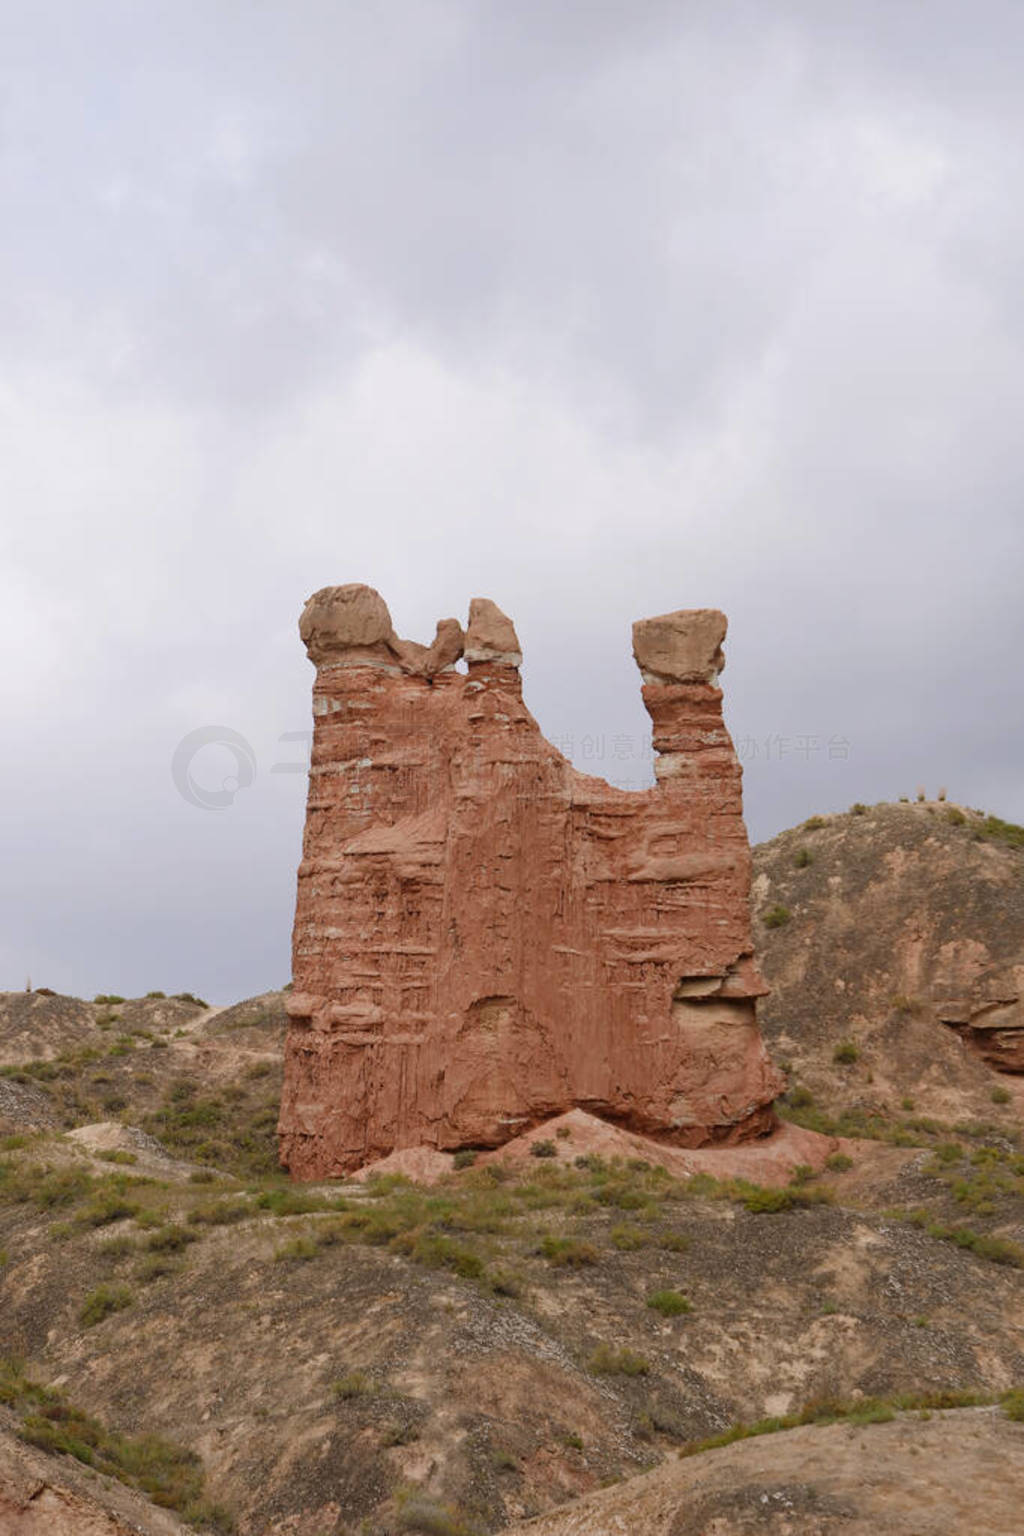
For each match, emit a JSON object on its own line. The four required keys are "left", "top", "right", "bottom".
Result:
{"left": 833, "top": 1040, "right": 860, "bottom": 1065}
{"left": 992, "top": 1085, "right": 1012, "bottom": 1105}
{"left": 825, "top": 1152, "right": 854, "bottom": 1173}
{"left": 763, "top": 904, "right": 791, "bottom": 929}
{"left": 530, "top": 1139, "right": 557, "bottom": 1158}
{"left": 793, "top": 847, "right": 813, "bottom": 868}
{"left": 0, "top": 1357, "right": 229, "bottom": 1529}
{"left": 803, "top": 816, "right": 826, "bottom": 830}
{"left": 79, "top": 1283, "right": 135, "bottom": 1327}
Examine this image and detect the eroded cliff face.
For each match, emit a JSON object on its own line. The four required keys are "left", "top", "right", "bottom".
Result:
{"left": 279, "top": 586, "right": 782, "bottom": 1178}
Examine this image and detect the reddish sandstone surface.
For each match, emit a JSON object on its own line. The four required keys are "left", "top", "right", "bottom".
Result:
{"left": 279, "top": 585, "right": 783, "bottom": 1179}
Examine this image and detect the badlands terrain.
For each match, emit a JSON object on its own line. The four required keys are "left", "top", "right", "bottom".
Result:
{"left": 1, "top": 800, "right": 1023, "bottom": 1534}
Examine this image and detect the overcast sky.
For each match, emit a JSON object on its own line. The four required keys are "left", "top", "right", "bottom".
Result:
{"left": 2, "top": 1, "right": 1023, "bottom": 1002}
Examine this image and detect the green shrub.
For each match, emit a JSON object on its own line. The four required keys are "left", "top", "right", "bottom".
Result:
{"left": 646, "top": 1288, "right": 691, "bottom": 1317}
{"left": 803, "top": 816, "right": 826, "bottom": 830}
{"left": 763, "top": 905, "right": 791, "bottom": 929}
{"left": 79, "top": 1284, "right": 134, "bottom": 1327}
{"left": 1003, "top": 1389, "right": 1024, "bottom": 1422}
{"left": 793, "top": 848, "right": 813, "bottom": 868}
{"left": 787, "top": 1086, "right": 814, "bottom": 1109}
{"left": 537, "top": 1235, "right": 598, "bottom": 1267}
{"left": 145, "top": 1224, "right": 198, "bottom": 1252}
{"left": 530, "top": 1140, "right": 557, "bottom": 1159}
{"left": 945, "top": 807, "right": 967, "bottom": 827}
{"left": 145, "top": 991, "right": 167, "bottom": 999}
{"left": 833, "top": 1041, "right": 859, "bottom": 1065}
{"left": 825, "top": 1152, "right": 854, "bottom": 1173}
{"left": 850, "top": 803, "right": 867, "bottom": 815}
{"left": 173, "top": 993, "right": 209, "bottom": 1008}
{"left": 992, "top": 1085, "right": 1012, "bottom": 1105}
{"left": 452, "top": 1149, "right": 477, "bottom": 1170}
{"left": 93, "top": 994, "right": 126, "bottom": 1005}
{"left": 589, "top": 1344, "right": 649, "bottom": 1376}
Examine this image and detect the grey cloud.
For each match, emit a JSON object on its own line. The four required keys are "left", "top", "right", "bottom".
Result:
{"left": 1, "top": 0, "right": 1022, "bottom": 1000}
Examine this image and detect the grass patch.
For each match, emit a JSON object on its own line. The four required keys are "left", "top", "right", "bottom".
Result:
{"left": 536, "top": 1235, "right": 598, "bottom": 1267}
{"left": 763, "top": 904, "right": 791, "bottom": 929}
{"left": 589, "top": 1344, "right": 649, "bottom": 1376}
{"left": 79, "top": 1283, "right": 134, "bottom": 1327}
{"left": 646, "top": 1288, "right": 691, "bottom": 1317}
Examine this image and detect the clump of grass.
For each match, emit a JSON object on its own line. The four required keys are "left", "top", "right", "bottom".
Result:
{"left": 945, "top": 807, "right": 967, "bottom": 827}
{"left": 992, "top": 1085, "right": 1012, "bottom": 1106}
{"left": 79, "top": 1284, "right": 134, "bottom": 1327}
{"left": 1003, "top": 1389, "right": 1024, "bottom": 1422}
{"left": 793, "top": 847, "right": 813, "bottom": 868}
{"left": 97, "top": 1149, "right": 137, "bottom": 1166}
{"left": 93, "top": 994, "right": 126, "bottom": 1005}
{"left": 833, "top": 1040, "right": 859, "bottom": 1065}
{"left": 646, "top": 1288, "right": 691, "bottom": 1317}
{"left": 536, "top": 1235, "right": 598, "bottom": 1267}
{"left": 332, "top": 1371, "right": 370, "bottom": 1400}
{"left": 187, "top": 1199, "right": 250, "bottom": 1227}
{"left": 803, "top": 815, "right": 826, "bottom": 830}
{"left": 825, "top": 1152, "right": 854, "bottom": 1173}
{"left": 609, "top": 1222, "right": 651, "bottom": 1251}
{"left": 530, "top": 1139, "right": 557, "bottom": 1159}
{"left": 145, "top": 1224, "right": 199, "bottom": 1252}
{"left": 173, "top": 993, "right": 209, "bottom": 1008}
{"left": 589, "top": 1344, "right": 649, "bottom": 1376}
{"left": 135, "top": 1253, "right": 181, "bottom": 1282}
{"left": 763, "top": 905, "right": 791, "bottom": 929}
{"left": 452, "top": 1149, "right": 477, "bottom": 1170}
{"left": 274, "top": 1235, "right": 319, "bottom": 1262}
{"left": 850, "top": 803, "right": 868, "bottom": 815}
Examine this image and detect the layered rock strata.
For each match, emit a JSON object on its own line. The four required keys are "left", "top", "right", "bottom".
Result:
{"left": 279, "top": 585, "right": 782, "bottom": 1177}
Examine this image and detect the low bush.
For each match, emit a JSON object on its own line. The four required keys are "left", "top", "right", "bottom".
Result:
{"left": 536, "top": 1235, "right": 598, "bottom": 1267}
{"left": 646, "top": 1289, "right": 691, "bottom": 1317}
{"left": 763, "top": 905, "right": 791, "bottom": 929}
{"left": 79, "top": 1284, "right": 134, "bottom": 1327}
{"left": 589, "top": 1344, "right": 649, "bottom": 1376}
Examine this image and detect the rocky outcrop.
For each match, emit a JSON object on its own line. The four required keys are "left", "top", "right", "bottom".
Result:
{"left": 279, "top": 585, "right": 782, "bottom": 1178}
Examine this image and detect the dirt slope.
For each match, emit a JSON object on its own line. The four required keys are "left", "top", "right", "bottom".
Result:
{"left": 753, "top": 801, "right": 1024, "bottom": 1122}
{"left": 506, "top": 1406, "right": 1024, "bottom": 1535}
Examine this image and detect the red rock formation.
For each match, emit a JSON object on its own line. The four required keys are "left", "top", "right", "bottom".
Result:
{"left": 279, "top": 585, "right": 783, "bottom": 1178}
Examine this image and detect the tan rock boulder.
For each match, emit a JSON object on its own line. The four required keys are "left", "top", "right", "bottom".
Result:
{"left": 632, "top": 607, "right": 727, "bottom": 684}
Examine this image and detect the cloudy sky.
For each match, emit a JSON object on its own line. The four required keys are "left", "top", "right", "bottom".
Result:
{"left": 3, "top": 1, "right": 1022, "bottom": 1002}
